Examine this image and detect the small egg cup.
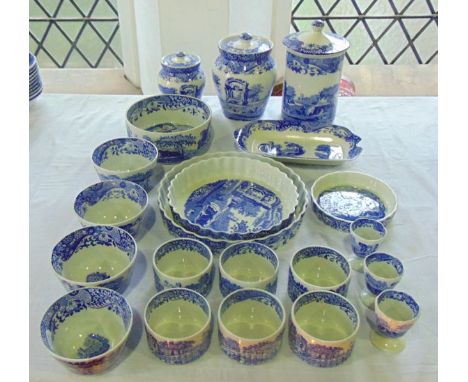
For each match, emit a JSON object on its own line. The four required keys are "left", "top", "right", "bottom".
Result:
{"left": 361, "top": 252, "right": 404, "bottom": 309}
{"left": 370, "top": 290, "right": 420, "bottom": 353}
{"left": 349, "top": 218, "right": 387, "bottom": 272}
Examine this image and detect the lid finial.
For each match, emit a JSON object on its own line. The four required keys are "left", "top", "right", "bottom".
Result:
{"left": 240, "top": 32, "right": 253, "bottom": 41}
{"left": 312, "top": 20, "right": 325, "bottom": 31}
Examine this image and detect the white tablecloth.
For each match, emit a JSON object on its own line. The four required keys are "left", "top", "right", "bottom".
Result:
{"left": 30, "top": 95, "right": 437, "bottom": 381}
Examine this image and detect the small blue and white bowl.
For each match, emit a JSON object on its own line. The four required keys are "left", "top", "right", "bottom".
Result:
{"left": 289, "top": 291, "right": 360, "bottom": 367}
{"left": 152, "top": 238, "right": 214, "bottom": 297}
{"left": 288, "top": 246, "right": 351, "bottom": 302}
{"left": 126, "top": 95, "right": 212, "bottom": 164}
{"left": 219, "top": 242, "right": 279, "bottom": 297}
{"left": 363, "top": 252, "right": 404, "bottom": 296}
{"left": 40, "top": 287, "right": 133, "bottom": 374}
{"left": 51, "top": 225, "right": 137, "bottom": 293}
{"left": 92, "top": 137, "right": 158, "bottom": 191}
{"left": 218, "top": 288, "right": 286, "bottom": 365}
{"left": 158, "top": 51, "right": 205, "bottom": 98}
{"left": 350, "top": 218, "right": 387, "bottom": 258}
{"left": 74, "top": 180, "right": 148, "bottom": 237}
{"left": 144, "top": 288, "right": 213, "bottom": 364}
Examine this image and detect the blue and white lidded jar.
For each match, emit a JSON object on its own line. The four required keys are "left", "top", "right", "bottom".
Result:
{"left": 158, "top": 51, "right": 206, "bottom": 98}
{"left": 213, "top": 32, "right": 276, "bottom": 120}
{"left": 282, "top": 20, "right": 349, "bottom": 126}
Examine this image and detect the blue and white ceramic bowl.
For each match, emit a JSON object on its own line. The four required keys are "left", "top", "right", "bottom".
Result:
{"left": 92, "top": 137, "right": 158, "bottom": 191}
{"left": 289, "top": 291, "right": 359, "bottom": 367}
{"left": 370, "top": 290, "right": 420, "bottom": 353}
{"left": 126, "top": 95, "right": 212, "bottom": 164}
{"left": 213, "top": 32, "right": 276, "bottom": 120}
{"left": 157, "top": 151, "right": 308, "bottom": 255}
{"left": 282, "top": 20, "right": 349, "bottom": 126}
{"left": 51, "top": 226, "right": 137, "bottom": 293}
{"left": 158, "top": 51, "right": 205, "bottom": 98}
{"left": 29, "top": 52, "right": 43, "bottom": 102}
{"left": 350, "top": 218, "right": 387, "bottom": 257}
{"left": 288, "top": 246, "right": 351, "bottom": 302}
{"left": 144, "top": 288, "right": 213, "bottom": 364}
{"left": 218, "top": 288, "right": 286, "bottom": 364}
{"left": 152, "top": 238, "right": 214, "bottom": 297}
{"left": 40, "top": 287, "right": 133, "bottom": 374}
{"left": 234, "top": 121, "right": 363, "bottom": 165}
{"left": 167, "top": 155, "right": 299, "bottom": 241}
{"left": 219, "top": 242, "right": 279, "bottom": 297}
{"left": 363, "top": 252, "right": 404, "bottom": 296}
{"left": 74, "top": 180, "right": 148, "bottom": 237}
{"left": 311, "top": 171, "right": 398, "bottom": 232}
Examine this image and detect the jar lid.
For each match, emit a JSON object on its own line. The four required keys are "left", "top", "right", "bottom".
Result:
{"left": 219, "top": 32, "right": 273, "bottom": 55}
{"left": 283, "top": 20, "right": 349, "bottom": 55}
{"left": 161, "top": 51, "right": 200, "bottom": 69}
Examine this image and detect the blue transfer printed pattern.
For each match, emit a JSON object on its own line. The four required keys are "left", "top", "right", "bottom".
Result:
{"left": 375, "top": 290, "right": 419, "bottom": 338}
{"left": 258, "top": 141, "right": 305, "bottom": 157}
{"left": 180, "top": 179, "right": 286, "bottom": 239}
{"left": 352, "top": 241, "right": 379, "bottom": 258}
{"left": 98, "top": 168, "right": 155, "bottom": 192}
{"left": 286, "top": 52, "right": 342, "bottom": 76}
{"left": 288, "top": 321, "right": 354, "bottom": 367}
{"left": 51, "top": 226, "right": 136, "bottom": 292}
{"left": 154, "top": 266, "right": 214, "bottom": 297}
{"left": 159, "top": 66, "right": 205, "bottom": 99}
{"left": 351, "top": 219, "right": 386, "bottom": 256}
{"left": 40, "top": 288, "right": 132, "bottom": 359}
{"left": 364, "top": 253, "right": 404, "bottom": 295}
{"left": 282, "top": 82, "right": 339, "bottom": 126}
{"left": 218, "top": 328, "right": 284, "bottom": 365}
{"left": 235, "top": 121, "right": 362, "bottom": 161}
{"left": 92, "top": 138, "right": 157, "bottom": 166}
{"left": 288, "top": 268, "right": 309, "bottom": 302}
{"left": 78, "top": 333, "right": 110, "bottom": 359}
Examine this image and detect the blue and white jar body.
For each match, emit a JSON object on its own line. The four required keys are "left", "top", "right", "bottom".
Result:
{"left": 158, "top": 67, "right": 206, "bottom": 99}
{"left": 213, "top": 52, "right": 276, "bottom": 120}
{"left": 282, "top": 51, "right": 344, "bottom": 127}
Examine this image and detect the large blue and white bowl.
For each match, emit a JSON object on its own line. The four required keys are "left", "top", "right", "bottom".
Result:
{"left": 218, "top": 288, "right": 286, "bottom": 364}
{"left": 51, "top": 225, "right": 137, "bottom": 293}
{"left": 288, "top": 246, "right": 351, "bottom": 302}
{"left": 92, "top": 137, "right": 158, "bottom": 191}
{"left": 40, "top": 287, "right": 133, "bottom": 374}
{"left": 219, "top": 242, "right": 279, "bottom": 297}
{"left": 289, "top": 291, "right": 359, "bottom": 367}
{"left": 157, "top": 152, "right": 308, "bottom": 255}
{"left": 74, "top": 180, "right": 148, "bottom": 237}
{"left": 125, "top": 95, "right": 212, "bottom": 164}
{"left": 311, "top": 171, "right": 398, "bottom": 232}
{"left": 152, "top": 238, "right": 214, "bottom": 297}
{"left": 144, "top": 288, "right": 213, "bottom": 364}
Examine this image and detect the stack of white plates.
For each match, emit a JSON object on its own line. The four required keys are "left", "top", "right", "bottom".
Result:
{"left": 29, "top": 52, "right": 43, "bottom": 102}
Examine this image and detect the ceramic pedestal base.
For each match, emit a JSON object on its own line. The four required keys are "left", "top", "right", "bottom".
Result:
{"left": 360, "top": 290, "right": 376, "bottom": 309}
{"left": 350, "top": 257, "right": 364, "bottom": 272}
{"left": 369, "top": 330, "right": 405, "bottom": 353}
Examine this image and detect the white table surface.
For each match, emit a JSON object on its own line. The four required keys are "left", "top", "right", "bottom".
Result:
{"left": 30, "top": 95, "right": 437, "bottom": 382}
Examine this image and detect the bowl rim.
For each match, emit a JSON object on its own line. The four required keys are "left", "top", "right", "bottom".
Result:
{"left": 291, "top": 290, "right": 360, "bottom": 344}
{"left": 350, "top": 217, "right": 387, "bottom": 244}
{"left": 152, "top": 238, "right": 214, "bottom": 281}
{"left": 51, "top": 225, "right": 138, "bottom": 288}
{"left": 143, "top": 288, "right": 212, "bottom": 341}
{"left": 125, "top": 94, "right": 212, "bottom": 135}
{"left": 74, "top": 180, "right": 149, "bottom": 227}
{"left": 363, "top": 252, "right": 404, "bottom": 282}
{"left": 219, "top": 242, "right": 279, "bottom": 285}
{"left": 167, "top": 155, "right": 299, "bottom": 238}
{"left": 40, "top": 287, "right": 133, "bottom": 364}
{"left": 92, "top": 137, "right": 158, "bottom": 176}
{"left": 217, "top": 288, "right": 286, "bottom": 342}
{"left": 289, "top": 245, "right": 351, "bottom": 290}
{"left": 310, "top": 170, "right": 398, "bottom": 225}
{"left": 374, "top": 289, "right": 420, "bottom": 324}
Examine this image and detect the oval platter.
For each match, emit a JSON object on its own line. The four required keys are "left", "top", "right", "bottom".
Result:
{"left": 234, "top": 120, "right": 363, "bottom": 165}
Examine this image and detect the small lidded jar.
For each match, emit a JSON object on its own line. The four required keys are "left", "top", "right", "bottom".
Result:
{"left": 158, "top": 51, "right": 206, "bottom": 98}
{"left": 282, "top": 20, "right": 349, "bottom": 126}
{"left": 213, "top": 32, "right": 276, "bottom": 120}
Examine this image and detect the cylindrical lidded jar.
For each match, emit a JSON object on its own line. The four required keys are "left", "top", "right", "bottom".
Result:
{"left": 282, "top": 20, "right": 349, "bottom": 126}
{"left": 158, "top": 51, "right": 206, "bottom": 98}
{"left": 213, "top": 32, "right": 276, "bottom": 120}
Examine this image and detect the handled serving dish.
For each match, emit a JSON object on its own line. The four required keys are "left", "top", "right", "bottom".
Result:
{"left": 234, "top": 120, "right": 362, "bottom": 165}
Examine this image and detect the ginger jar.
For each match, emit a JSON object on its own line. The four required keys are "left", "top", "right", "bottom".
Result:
{"left": 213, "top": 32, "right": 276, "bottom": 120}
{"left": 282, "top": 20, "right": 349, "bottom": 126}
